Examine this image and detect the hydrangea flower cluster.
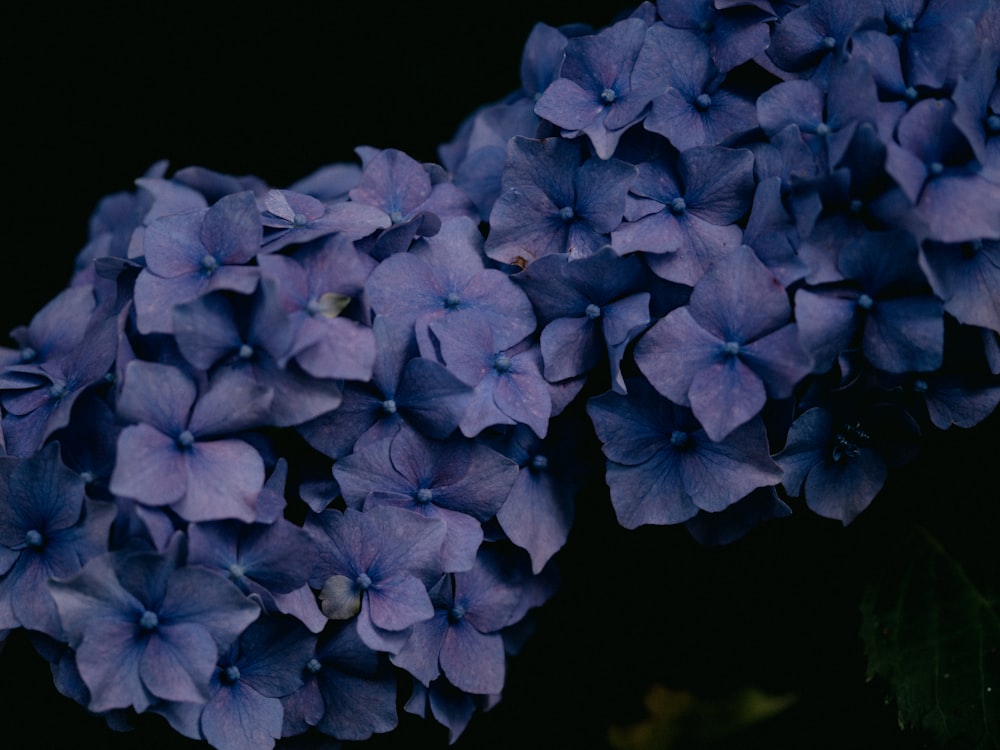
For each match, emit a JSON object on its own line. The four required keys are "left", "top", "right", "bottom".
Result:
{"left": 2, "top": 0, "right": 998, "bottom": 746}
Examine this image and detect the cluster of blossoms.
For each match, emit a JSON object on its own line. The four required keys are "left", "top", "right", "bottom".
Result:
{"left": 2, "top": 0, "right": 998, "bottom": 746}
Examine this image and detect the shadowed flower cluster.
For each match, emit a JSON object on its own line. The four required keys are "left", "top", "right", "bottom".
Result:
{"left": 2, "top": 1, "right": 998, "bottom": 747}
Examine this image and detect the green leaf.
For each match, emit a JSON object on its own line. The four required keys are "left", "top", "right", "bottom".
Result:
{"left": 860, "top": 527, "right": 1000, "bottom": 749}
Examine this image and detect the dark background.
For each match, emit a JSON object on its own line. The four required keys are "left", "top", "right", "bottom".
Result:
{"left": 2, "top": 3, "right": 997, "bottom": 749}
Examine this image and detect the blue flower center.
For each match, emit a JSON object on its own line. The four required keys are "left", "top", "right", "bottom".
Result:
{"left": 306, "top": 658, "right": 322, "bottom": 674}
{"left": 849, "top": 199, "right": 863, "bottom": 214}
{"left": 80, "top": 470, "right": 95, "bottom": 484}
{"left": 585, "top": 303, "right": 602, "bottom": 320}
{"left": 815, "top": 122, "right": 830, "bottom": 136}
{"left": 559, "top": 206, "right": 575, "bottom": 221}
{"left": 292, "top": 212, "right": 309, "bottom": 228}
{"left": 904, "top": 86, "right": 919, "bottom": 102}
{"left": 670, "top": 197, "right": 687, "bottom": 215}
{"left": 530, "top": 454, "right": 549, "bottom": 472}
{"left": 25, "top": 529, "right": 44, "bottom": 549}
{"left": 600, "top": 88, "right": 617, "bottom": 104}
{"left": 987, "top": 115, "right": 1000, "bottom": 134}
{"left": 444, "top": 291, "right": 462, "bottom": 309}
{"left": 822, "top": 36, "right": 837, "bottom": 49}
{"left": 493, "top": 353, "right": 513, "bottom": 373}
{"left": 670, "top": 430, "right": 690, "bottom": 449}
{"left": 723, "top": 340, "right": 741, "bottom": 356}
{"left": 856, "top": 293, "right": 874, "bottom": 310}
{"left": 48, "top": 382, "right": 68, "bottom": 399}
{"left": 389, "top": 210, "right": 405, "bottom": 224}
{"left": 913, "top": 379, "right": 928, "bottom": 393}
{"left": 177, "top": 430, "right": 196, "bottom": 449}
{"left": 355, "top": 573, "right": 373, "bottom": 591}
{"left": 415, "top": 487, "right": 434, "bottom": 504}
{"left": 228, "top": 563, "right": 247, "bottom": 582}
{"left": 238, "top": 344, "right": 254, "bottom": 360}
{"left": 381, "top": 398, "right": 397, "bottom": 415}
{"left": 19, "top": 346, "right": 36, "bottom": 363}
{"left": 222, "top": 665, "right": 241, "bottom": 684}
{"left": 200, "top": 255, "right": 219, "bottom": 274}
{"left": 928, "top": 161, "right": 944, "bottom": 176}
{"left": 831, "top": 422, "right": 869, "bottom": 462}
{"left": 694, "top": 93, "right": 712, "bottom": 111}
{"left": 139, "top": 610, "right": 159, "bottom": 631}
{"left": 899, "top": 18, "right": 914, "bottom": 32}
{"left": 448, "top": 605, "right": 466, "bottom": 623}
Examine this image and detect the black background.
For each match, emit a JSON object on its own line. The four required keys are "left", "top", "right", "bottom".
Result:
{"left": 2, "top": 3, "right": 997, "bottom": 749}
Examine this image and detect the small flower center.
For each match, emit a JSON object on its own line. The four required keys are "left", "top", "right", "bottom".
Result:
{"left": 448, "top": 605, "right": 466, "bottom": 623}
{"left": 822, "top": 35, "right": 837, "bottom": 49}
{"left": 670, "top": 430, "right": 690, "bottom": 449}
{"left": 856, "top": 293, "right": 874, "bottom": 311}
{"left": 585, "top": 303, "right": 602, "bottom": 320}
{"left": 670, "top": 197, "right": 687, "bottom": 215}
{"left": 600, "top": 87, "right": 617, "bottom": 104}
{"left": 388, "top": 210, "right": 405, "bottom": 225}
{"left": 355, "top": 572, "right": 373, "bottom": 591}
{"left": 292, "top": 212, "right": 309, "bottom": 228}
{"left": 25, "top": 529, "right": 44, "bottom": 549}
{"left": 222, "top": 665, "right": 241, "bottom": 684}
{"left": 381, "top": 398, "right": 397, "bottom": 415}
{"left": 899, "top": 18, "right": 914, "bottom": 32}
{"left": 200, "top": 254, "right": 219, "bottom": 274}
{"left": 139, "top": 610, "right": 159, "bottom": 631}
{"left": 493, "top": 353, "right": 513, "bottom": 373}
{"left": 928, "top": 161, "right": 944, "bottom": 176}
{"left": 444, "top": 291, "right": 462, "bottom": 309}
{"left": 723, "top": 340, "right": 741, "bottom": 356}
{"left": 80, "top": 470, "right": 95, "bottom": 484}
{"left": 48, "top": 382, "right": 68, "bottom": 399}
{"left": 904, "top": 86, "right": 919, "bottom": 102}
{"left": 19, "top": 346, "right": 36, "bottom": 363}
{"left": 694, "top": 93, "right": 712, "bottom": 111}
{"left": 913, "top": 379, "right": 928, "bottom": 393}
{"left": 238, "top": 344, "right": 254, "bottom": 360}
{"left": 815, "top": 122, "right": 830, "bottom": 136}
{"left": 559, "top": 206, "right": 575, "bottom": 221}
{"left": 849, "top": 199, "right": 863, "bottom": 214}
{"left": 306, "top": 658, "right": 322, "bottom": 674}
{"left": 987, "top": 114, "right": 1000, "bottom": 134}
{"left": 530, "top": 454, "right": 549, "bottom": 472}
{"left": 415, "top": 487, "right": 434, "bottom": 504}
{"left": 177, "top": 430, "right": 196, "bottom": 449}
{"left": 228, "top": 563, "right": 247, "bottom": 582}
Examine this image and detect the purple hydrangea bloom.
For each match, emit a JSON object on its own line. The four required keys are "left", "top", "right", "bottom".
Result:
{"left": 635, "top": 246, "right": 812, "bottom": 441}
{"left": 766, "top": 0, "right": 885, "bottom": 76}
{"left": 259, "top": 187, "right": 389, "bottom": 252}
{"left": 47, "top": 533, "right": 260, "bottom": 714}
{"left": 656, "top": 0, "right": 776, "bottom": 73}
{"left": 588, "top": 377, "right": 782, "bottom": 527}
{"left": 534, "top": 17, "right": 653, "bottom": 159}
{"left": 485, "top": 136, "right": 636, "bottom": 265}
{"left": 919, "top": 238, "right": 1000, "bottom": 334}
{"left": 307, "top": 505, "right": 445, "bottom": 654}
{"left": 0, "top": 442, "right": 115, "bottom": 636}
{"left": 109, "top": 361, "right": 270, "bottom": 522}
{"left": 133, "top": 190, "right": 262, "bottom": 334}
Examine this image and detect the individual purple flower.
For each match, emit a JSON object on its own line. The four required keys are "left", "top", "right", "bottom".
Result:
{"left": 366, "top": 216, "right": 537, "bottom": 358}
{"left": 200, "top": 615, "right": 316, "bottom": 750}
{"left": 611, "top": 145, "right": 755, "bottom": 286}
{"left": 258, "top": 188, "right": 389, "bottom": 252}
{"left": 484, "top": 136, "right": 636, "bottom": 265}
{"left": 794, "top": 229, "right": 945, "bottom": 374}
{"left": 513, "top": 245, "right": 651, "bottom": 391}
{"left": 172, "top": 285, "right": 342, "bottom": 428}
{"left": 296, "top": 315, "right": 471, "bottom": 460}
{"left": 348, "top": 147, "right": 476, "bottom": 260}
{"left": 187, "top": 518, "right": 325, "bottom": 633}
{"left": 432, "top": 315, "right": 552, "bottom": 439}
{"left": 635, "top": 246, "right": 812, "bottom": 441}
{"left": 656, "top": 0, "right": 776, "bottom": 73}
{"left": 108, "top": 361, "right": 270, "bottom": 522}
{"left": 766, "top": 0, "right": 885, "bottom": 75}
{"left": 533, "top": 17, "right": 653, "bottom": 159}
{"left": 333, "top": 426, "right": 518, "bottom": 572}
{"left": 257, "top": 235, "right": 377, "bottom": 382}
{"left": 133, "top": 190, "right": 262, "bottom": 334}
{"left": 307, "top": 505, "right": 445, "bottom": 654}
{"left": 2, "top": 285, "right": 97, "bottom": 369}
{"left": 587, "top": 377, "right": 783, "bottom": 528}
{"left": 47, "top": 533, "right": 260, "bottom": 714}
{"left": 633, "top": 24, "right": 759, "bottom": 150}
{"left": 0, "top": 442, "right": 115, "bottom": 637}
{"left": 391, "top": 550, "right": 522, "bottom": 695}
{"left": 952, "top": 51, "right": 1000, "bottom": 182}
{"left": 280, "top": 620, "right": 398, "bottom": 741}
{"left": 883, "top": 96, "right": 1000, "bottom": 242}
